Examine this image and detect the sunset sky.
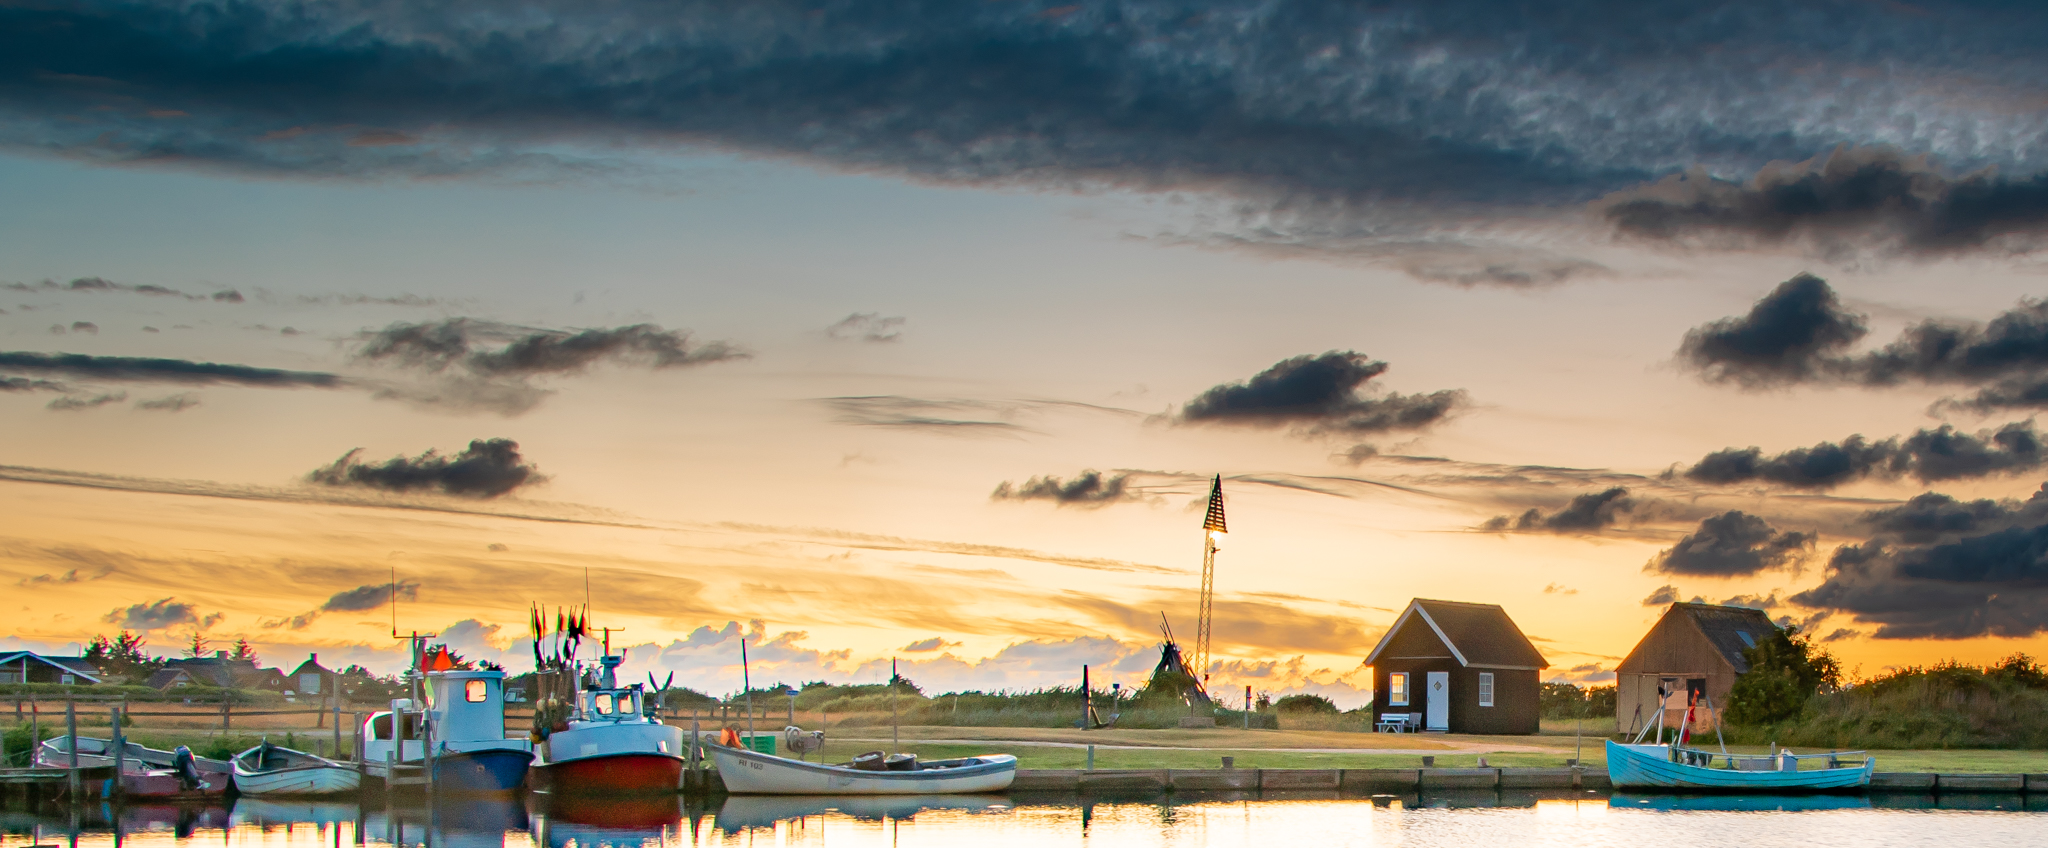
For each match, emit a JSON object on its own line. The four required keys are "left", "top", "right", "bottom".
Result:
{"left": 9, "top": 1, "right": 2048, "bottom": 708}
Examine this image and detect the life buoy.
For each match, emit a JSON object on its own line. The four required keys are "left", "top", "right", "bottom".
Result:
{"left": 719, "top": 727, "right": 742, "bottom": 748}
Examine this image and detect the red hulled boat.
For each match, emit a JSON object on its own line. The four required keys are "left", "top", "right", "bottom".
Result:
{"left": 528, "top": 647, "right": 685, "bottom": 795}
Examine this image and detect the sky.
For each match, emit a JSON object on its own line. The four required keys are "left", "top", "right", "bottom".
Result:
{"left": 9, "top": 0, "right": 2048, "bottom": 709}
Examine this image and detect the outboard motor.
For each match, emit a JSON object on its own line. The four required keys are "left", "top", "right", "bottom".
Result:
{"left": 172, "top": 745, "right": 206, "bottom": 791}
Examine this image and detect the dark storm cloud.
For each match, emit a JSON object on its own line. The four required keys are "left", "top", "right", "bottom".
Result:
{"left": 1860, "top": 492, "right": 2018, "bottom": 544}
{"left": 0, "top": 351, "right": 342, "bottom": 387}
{"left": 1792, "top": 484, "right": 2048, "bottom": 639}
{"left": 1645, "top": 511, "right": 1814, "bottom": 577}
{"left": 353, "top": 318, "right": 744, "bottom": 414}
{"left": 1680, "top": 277, "right": 2048, "bottom": 406}
{"left": 307, "top": 439, "right": 543, "bottom": 499}
{"left": 1683, "top": 422, "right": 2047, "bottom": 490}
{"left": 102, "top": 597, "right": 219, "bottom": 631}
{"left": 1482, "top": 486, "right": 1633, "bottom": 534}
{"left": 990, "top": 470, "right": 1139, "bottom": 507}
{"left": 1601, "top": 146, "right": 2048, "bottom": 258}
{"left": 1677, "top": 274, "right": 1867, "bottom": 387}
{"left": 1180, "top": 351, "right": 1464, "bottom": 436}
{"left": 12, "top": 1, "right": 2048, "bottom": 267}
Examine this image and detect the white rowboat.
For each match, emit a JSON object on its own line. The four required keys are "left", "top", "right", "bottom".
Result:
{"left": 232, "top": 743, "right": 362, "bottom": 796}
{"left": 708, "top": 745, "right": 1016, "bottom": 795}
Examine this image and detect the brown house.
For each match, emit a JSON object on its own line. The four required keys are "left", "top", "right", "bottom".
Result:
{"left": 1614, "top": 602, "right": 1779, "bottom": 735}
{"left": 1365, "top": 598, "right": 1548, "bottom": 734}
{"left": 0, "top": 651, "right": 103, "bottom": 685}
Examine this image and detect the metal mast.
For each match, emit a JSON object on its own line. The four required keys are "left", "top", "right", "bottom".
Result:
{"left": 1195, "top": 475, "right": 1227, "bottom": 693}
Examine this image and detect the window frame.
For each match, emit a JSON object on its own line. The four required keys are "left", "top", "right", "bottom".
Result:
{"left": 1478, "top": 672, "right": 1495, "bottom": 707}
{"left": 465, "top": 679, "right": 489, "bottom": 703}
{"left": 1388, "top": 672, "right": 1410, "bottom": 707}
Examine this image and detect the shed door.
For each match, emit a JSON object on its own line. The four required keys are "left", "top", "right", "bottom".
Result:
{"left": 1425, "top": 672, "right": 1450, "bottom": 730}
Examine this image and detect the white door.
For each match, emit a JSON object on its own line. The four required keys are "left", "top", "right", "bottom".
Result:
{"left": 1425, "top": 672, "right": 1450, "bottom": 731}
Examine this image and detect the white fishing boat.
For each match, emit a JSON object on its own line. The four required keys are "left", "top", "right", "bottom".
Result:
{"left": 231, "top": 742, "right": 362, "bottom": 796}
{"left": 359, "top": 651, "right": 532, "bottom": 793}
{"left": 529, "top": 654, "right": 686, "bottom": 795}
{"left": 707, "top": 744, "right": 1017, "bottom": 795}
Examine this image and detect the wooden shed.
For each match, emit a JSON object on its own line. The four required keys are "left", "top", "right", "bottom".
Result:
{"left": 1614, "top": 602, "right": 1779, "bottom": 735}
{"left": 1365, "top": 598, "right": 1548, "bottom": 734}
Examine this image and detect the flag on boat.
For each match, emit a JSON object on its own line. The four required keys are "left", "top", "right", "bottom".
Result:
{"left": 1202, "top": 475, "right": 1227, "bottom": 533}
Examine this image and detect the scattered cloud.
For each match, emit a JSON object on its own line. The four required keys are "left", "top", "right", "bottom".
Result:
{"left": 1641, "top": 585, "right": 1680, "bottom": 606}
{"left": 0, "top": 351, "right": 343, "bottom": 388}
{"left": 2, "top": 277, "right": 242, "bottom": 303}
{"left": 272, "top": 580, "right": 421, "bottom": 630}
{"left": 1542, "top": 583, "right": 1578, "bottom": 595}
{"left": 1683, "top": 422, "right": 2047, "bottom": 489}
{"left": 990, "top": 470, "right": 1141, "bottom": 507}
{"left": 134, "top": 393, "right": 200, "bottom": 412}
{"left": 1601, "top": 146, "right": 2048, "bottom": 260}
{"left": 353, "top": 318, "right": 745, "bottom": 415}
{"left": 102, "top": 597, "right": 220, "bottom": 631}
{"left": 1678, "top": 274, "right": 1867, "bottom": 388}
{"left": 1483, "top": 487, "right": 1634, "bottom": 534}
{"left": 1179, "top": 351, "right": 1465, "bottom": 437}
{"left": 821, "top": 396, "right": 1031, "bottom": 435}
{"left": 827, "top": 313, "right": 906, "bottom": 342}
{"left": 308, "top": 439, "right": 544, "bottom": 499}
{"left": 48, "top": 391, "right": 127, "bottom": 411}
{"left": 900, "top": 637, "right": 960, "bottom": 653}
{"left": 1646, "top": 511, "right": 1813, "bottom": 577}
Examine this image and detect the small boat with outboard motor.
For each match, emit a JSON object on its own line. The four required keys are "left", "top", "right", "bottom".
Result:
{"left": 37, "top": 736, "right": 228, "bottom": 797}
{"left": 231, "top": 741, "right": 361, "bottom": 796}
{"left": 707, "top": 740, "right": 1017, "bottom": 795}
{"left": 1606, "top": 690, "right": 1872, "bottom": 792}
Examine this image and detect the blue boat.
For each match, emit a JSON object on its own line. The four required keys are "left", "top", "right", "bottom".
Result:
{"left": 1606, "top": 740, "right": 1874, "bottom": 792}
{"left": 363, "top": 668, "right": 534, "bottom": 794}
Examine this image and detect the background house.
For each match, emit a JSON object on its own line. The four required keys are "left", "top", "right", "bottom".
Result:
{"left": 145, "top": 652, "right": 288, "bottom": 692}
{"left": 1365, "top": 598, "right": 1547, "bottom": 734}
{"left": 1614, "top": 602, "right": 1779, "bottom": 735}
{"left": 0, "top": 651, "right": 102, "bottom": 685}
{"left": 288, "top": 654, "right": 340, "bottom": 704}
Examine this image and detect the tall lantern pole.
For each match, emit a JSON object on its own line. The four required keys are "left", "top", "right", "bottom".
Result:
{"left": 1195, "top": 475, "right": 1228, "bottom": 695}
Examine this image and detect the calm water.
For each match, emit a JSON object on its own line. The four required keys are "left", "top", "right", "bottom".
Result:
{"left": 4, "top": 793, "right": 2046, "bottom": 848}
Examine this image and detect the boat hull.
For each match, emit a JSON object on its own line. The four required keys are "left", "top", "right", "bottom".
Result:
{"left": 38, "top": 738, "right": 230, "bottom": 794}
{"left": 708, "top": 746, "right": 1017, "bottom": 795}
{"left": 1605, "top": 740, "right": 1872, "bottom": 792}
{"left": 530, "top": 753, "right": 684, "bottom": 795}
{"left": 233, "top": 765, "right": 362, "bottom": 797}
{"left": 432, "top": 748, "right": 533, "bottom": 794}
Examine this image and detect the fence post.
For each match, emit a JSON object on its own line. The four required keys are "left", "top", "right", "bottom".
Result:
{"left": 333, "top": 703, "right": 342, "bottom": 757}
{"left": 221, "top": 698, "right": 231, "bottom": 732}
{"left": 65, "top": 698, "right": 79, "bottom": 798}
{"left": 111, "top": 706, "right": 124, "bottom": 802}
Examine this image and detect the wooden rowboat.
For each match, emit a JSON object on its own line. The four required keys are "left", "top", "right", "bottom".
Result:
{"left": 232, "top": 743, "right": 362, "bottom": 796}
{"left": 707, "top": 744, "right": 1016, "bottom": 795}
{"left": 1606, "top": 740, "right": 1873, "bottom": 792}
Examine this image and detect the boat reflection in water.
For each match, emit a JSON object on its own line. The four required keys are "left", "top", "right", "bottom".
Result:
{"left": 1609, "top": 793, "right": 1875, "bottom": 812}
{"left": 712, "top": 794, "right": 1012, "bottom": 835}
{"left": 357, "top": 795, "right": 527, "bottom": 848}
{"left": 529, "top": 792, "right": 690, "bottom": 848}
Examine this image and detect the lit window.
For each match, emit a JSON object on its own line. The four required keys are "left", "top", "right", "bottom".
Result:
{"left": 620, "top": 693, "right": 637, "bottom": 715}
{"left": 1479, "top": 673, "right": 1495, "bottom": 708}
{"left": 593, "top": 693, "right": 614, "bottom": 715}
{"left": 1389, "top": 673, "right": 1409, "bottom": 706}
{"left": 465, "top": 679, "right": 488, "bottom": 703}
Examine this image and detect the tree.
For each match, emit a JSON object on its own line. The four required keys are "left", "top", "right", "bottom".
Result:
{"left": 84, "top": 631, "right": 160, "bottom": 681}
{"left": 230, "top": 638, "right": 257, "bottom": 663}
{"left": 1539, "top": 681, "right": 1585, "bottom": 718}
{"left": 184, "top": 631, "right": 210, "bottom": 659}
{"left": 1726, "top": 627, "right": 1841, "bottom": 725}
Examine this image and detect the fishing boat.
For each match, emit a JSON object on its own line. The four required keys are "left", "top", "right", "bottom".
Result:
{"left": 36, "top": 736, "right": 229, "bottom": 797}
{"left": 1604, "top": 690, "right": 1872, "bottom": 792}
{"left": 528, "top": 654, "right": 686, "bottom": 795}
{"left": 360, "top": 644, "right": 532, "bottom": 793}
{"left": 707, "top": 743, "right": 1017, "bottom": 795}
{"left": 231, "top": 742, "right": 362, "bottom": 796}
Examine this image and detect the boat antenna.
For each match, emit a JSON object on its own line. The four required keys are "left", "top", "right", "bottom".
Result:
{"left": 741, "top": 635, "right": 754, "bottom": 749}
{"left": 390, "top": 564, "right": 398, "bottom": 638}
{"left": 891, "top": 657, "right": 900, "bottom": 750}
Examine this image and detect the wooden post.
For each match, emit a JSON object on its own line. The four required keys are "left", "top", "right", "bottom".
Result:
{"left": 110, "top": 706, "right": 124, "bottom": 802}
{"left": 65, "top": 698, "right": 78, "bottom": 798}
{"left": 220, "top": 699, "right": 231, "bottom": 732}
{"left": 332, "top": 703, "right": 342, "bottom": 759}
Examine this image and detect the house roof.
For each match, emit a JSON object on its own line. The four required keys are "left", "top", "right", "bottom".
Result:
{"left": 1672, "top": 603, "right": 1780, "bottom": 674}
{"left": 148, "top": 656, "right": 283, "bottom": 689}
{"left": 289, "top": 655, "right": 334, "bottom": 677}
{"left": 1364, "top": 598, "right": 1549, "bottom": 670}
{"left": 0, "top": 651, "right": 103, "bottom": 682}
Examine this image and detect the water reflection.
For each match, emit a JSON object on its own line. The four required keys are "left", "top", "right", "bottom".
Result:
{"left": 4, "top": 789, "right": 2048, "bottom": 848}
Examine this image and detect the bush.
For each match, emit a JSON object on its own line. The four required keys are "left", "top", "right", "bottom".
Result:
{"left": 1539, "top": 682, "right": 1618, "bottom": 719}
{"left": 1725, "top": 628, "right": 1840, "bottom": 726}
{"left": 1724, "top": 654, "right": 2048, "bottom": 749}
{"left": 1273, "top": 694, "right": 1338, "bottom": 714}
